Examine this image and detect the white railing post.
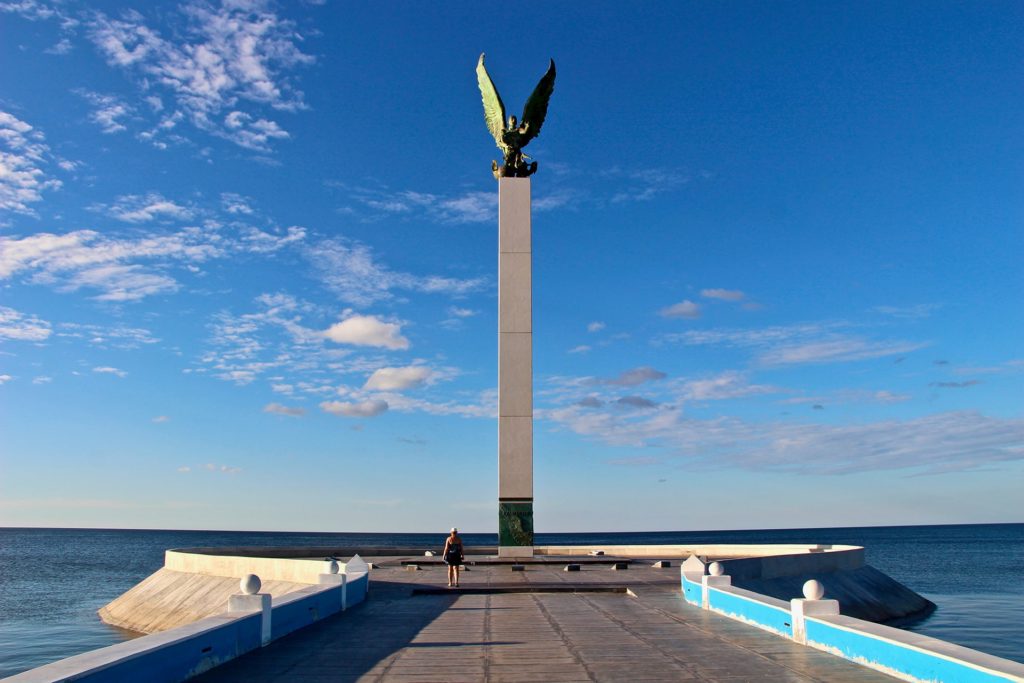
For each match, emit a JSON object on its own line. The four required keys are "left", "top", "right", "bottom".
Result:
{"left": 790, "top": 579, "right": 840, "bottom": 644}
{"left": 228, "top": 573, "right": 272, "bottom": 646}
{"left": 701, "top": 561, "right": 731, "bottom": 610}
{"left": 318, "top": 558, "right": 346, "bottom": 612}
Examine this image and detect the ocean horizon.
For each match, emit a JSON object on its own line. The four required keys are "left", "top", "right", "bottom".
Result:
{"left": 1, "top": 522, "right": 1022, "bottom": 678}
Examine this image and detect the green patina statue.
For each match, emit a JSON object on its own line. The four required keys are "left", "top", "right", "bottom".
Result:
{"left": 476, "top": 53, "right": 556, "bottom": 179}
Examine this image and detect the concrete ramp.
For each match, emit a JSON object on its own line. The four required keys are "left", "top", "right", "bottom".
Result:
{"left": 98, "top": 568, "right": 307, "bottom": 634}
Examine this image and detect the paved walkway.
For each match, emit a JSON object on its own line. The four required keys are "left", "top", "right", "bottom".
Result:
{"left": 194, "top": 557, "right": 897, "bottom": 682}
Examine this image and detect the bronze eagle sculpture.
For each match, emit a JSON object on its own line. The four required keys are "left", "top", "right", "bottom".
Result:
{"left": 476, "top": 53, "right": 556, "bottom": 179}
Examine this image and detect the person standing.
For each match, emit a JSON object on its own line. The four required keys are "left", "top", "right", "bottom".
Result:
{"left": 443, "top": 527, "right": 464, "bottom": 587}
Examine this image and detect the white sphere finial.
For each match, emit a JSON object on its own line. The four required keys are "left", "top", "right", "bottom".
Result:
{"left": 708, "top": 561, "right": 724, "bottom": 576}
{"left": 803, "top": 579, "right": 825, "bottom": 600}
{"left": 241, "top": 573, "right": 262, "bottom": 595}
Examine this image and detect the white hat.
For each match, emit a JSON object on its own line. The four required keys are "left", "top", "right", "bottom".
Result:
{"left": 451, "top": 527, "right": 458, "bottom": 533}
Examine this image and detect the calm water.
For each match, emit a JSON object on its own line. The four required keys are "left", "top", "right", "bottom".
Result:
{"left": 1, "top": 524, "right": 1022, "bottom": 677}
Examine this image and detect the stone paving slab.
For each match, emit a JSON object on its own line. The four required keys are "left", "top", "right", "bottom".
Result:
{"left": 192, "top": 558, "right": 898, "bottom": 683}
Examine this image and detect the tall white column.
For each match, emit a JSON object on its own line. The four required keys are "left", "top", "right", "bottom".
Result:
{"left": 498, "top": 177, "right": 534, "bottom": 558}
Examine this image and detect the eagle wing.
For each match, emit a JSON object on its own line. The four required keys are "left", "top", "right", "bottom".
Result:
{"left": 476, "top": 54, "right": 508, "bottom": 152}
{"left": 520, "top": 58, "right": 556, "bottom": 146}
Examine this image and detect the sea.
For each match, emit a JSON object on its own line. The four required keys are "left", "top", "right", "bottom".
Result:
{"left": 1, "top": 523, "right": 1022, "bottom": 678}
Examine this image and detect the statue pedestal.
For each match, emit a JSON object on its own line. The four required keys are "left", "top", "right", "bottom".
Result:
{"left": 498, "top": 177, "right": 534, "bottom": 558}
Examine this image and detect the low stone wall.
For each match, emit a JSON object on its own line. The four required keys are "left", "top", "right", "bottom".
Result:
{"left": 682, "top": 565, "right": 1024, "bottom": 683}
{"left": 535, "top": 543, "right": 847, "bottom": 559}
{"left": 11, "top": 565, "right": 369, "bottom": 683}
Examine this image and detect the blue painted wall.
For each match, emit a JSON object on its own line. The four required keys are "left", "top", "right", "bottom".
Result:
{"left": 71, "top": 613, "right": 262, "bottom": 683}
{"left": 805, "top": 618, "right": 1019, "bottom": 683}
{"left": 681, "top": 574, "right": 702, "bottom": 607}
{"left": 707, "top": 589, "right": 792, "bottom": 637}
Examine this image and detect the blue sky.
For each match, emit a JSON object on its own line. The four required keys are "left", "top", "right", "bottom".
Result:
{"left": 1, "top": 0, "right": 1021, "bottom": 533}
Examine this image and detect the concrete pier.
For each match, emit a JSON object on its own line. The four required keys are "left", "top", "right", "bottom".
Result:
{"left": 190, "top": 558, "right": 899, "bottom": 683}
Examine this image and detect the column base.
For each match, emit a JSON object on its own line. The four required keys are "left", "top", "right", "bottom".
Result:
{"left": 498, "top": 499, "right": 534, "bottom": 550}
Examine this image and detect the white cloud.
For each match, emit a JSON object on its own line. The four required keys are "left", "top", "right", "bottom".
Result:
{"left": 587, "top": 321, "right": 606, "bottom": 333}
{"left": 32, "top": 375, "right": 52, "bottom": 384}
{"left": 353, "top": 188, "right": 498, "bottom": 223}
{"left": 66, "top": 264, "right": 180, "bottom": 301}
{"left": 45, "top": 38, "right": 73, "bottom": 55}
{"left": 323, "top": 314, "right": 409, "bottom": 350}
{"left": 545, "top": 402, "right": 1024, "bottom": 475}
{"left": 308, "top": 238, "right": 484, "bottom": 306}
{"left": 0, "top": 374, "right": 12, "bottom": 384}
{"left": 872, "top": 304, "right": 942, "bottom": 320}
{"left": 238, "top": 225, "right": 305, "bottom": 253}
{"left": 152, "top": 415, "right": 170, "bottom": 423}
{"left": 57, "top": 322, "right": 159, "bottom": 348}
{"left": 88, "top": 3, "right": 314, "bottom": 151}
{"left": 197, "top": 294, "right": 340, "bottom": 387}
{"left": 0, "top": 306, "right": 51, "bottom": 341}
{"left": 383, "top": 391, "right": 496, "bottom": 419}
{"left": 320, "top": 399, "right": 389, "bottom": 418}
{"left": 701, "top": 288, "right": 744, "bottom": 301}
{"left": 0, "top": 1, "right": 57, "bottom": 21}
{"left": 568, "top": 345, "right": 591, "bottom": 354}
{"left": 447, "top": 306, "right": 477, "bottom": 318}
{"left": 673, "top": 371, "right": 779, "bottom": 401}
{"left": 607, "top": 167, "right": 692, "bottom": 203}
{"left": 0, "top": 212, "right": 301, "bottom": 301}
{"left": 0, "top": 110, "right": 62, "bottom": 215}
{"left": 263, "top": 402, "right": 305, "bottom": 417}
{"left": 0, "top": 228, "right": 219, "bottom": 279}
{"left": 221, "top": 192, "right": 254, "bottom": 215}
{"left": 759, "top": 338, "right": 925, "bottom": 366}
{"left": 76, "top": 90, "right": 132, "bottom": 134}
{"left": 363, "top": 365, "right": 433, "bottom": 391}
{"left": 600, "top": 366, "right": 666, "bottom": 387}
{"left": 100, "top": 192, "right": 193, "bottom": 223}
{"left": 659, "top": 299, "right": 701, "bottom": 319}
{"left": 93, "top": 366, "right": 127, "bottom": 378}
{"left": 661, "top": 321, "right": 927, "bottom": 367}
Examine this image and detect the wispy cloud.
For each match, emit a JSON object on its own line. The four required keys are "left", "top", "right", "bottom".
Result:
{"left": 93, "top": 365, "right": 127, "bottom": 378}
{"left": 606, "top": 167, "right": 694, "bottom": 203}
{"left": 56, "top": 322, "right": 158, "bottom": 348}
{"left": 545, "top": 403, "right": 1024, "bottom": 475}
{"left": 586, "top": 321, "right": 606, "bottom": 333}
{"left": 659, "top": 299, "right": 701, "bottom": 319}
{"left": 701, "top": 288, "right": 745, "bottom": 301}
{"left": 75, "top": 90, "right": 132, "bottom": 134}
{"left": 598, "top": 366, "right": 666, "bottom": 387}
{"left": 307, "top": 238, "right": 484, "bottom": 307}
{"left": 672, "top": 371, "right": 779, "bottom": 401}
{"left": 96, "top": 192, "right": 193, "bottom": 223}
{"left": 0, "top": 110, "right": 63, "bottom": 216}
{"left": 1, "top": 192, "right": 306, "bottom": 300}
{"left": 872, "top": 304, "right": 942, "bottom": 320}
{"left": 660, "top": 321, "right": 927, "bottom": 366}
{"left": 263, "top": 402, "right": 305, "bottom": 417}
{"left": 88, "top": 2, "right": 314, "bottom": 151}
{"left": 320, "top": 398, "right": 389, "bottom": 418}
{"left": 0, "top": 306, "right": 52, "bottom": 341}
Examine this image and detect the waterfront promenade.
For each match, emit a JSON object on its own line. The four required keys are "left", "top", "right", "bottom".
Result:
{"left": 192, "top": 555, "right": 897, "bottom": 682}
